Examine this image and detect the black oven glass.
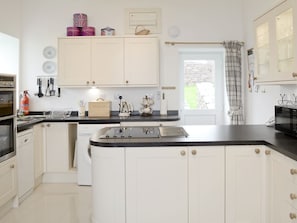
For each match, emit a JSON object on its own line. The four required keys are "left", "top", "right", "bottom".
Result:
{"left": 0, "top": 91, "right": 14, "bottom": 117}
{"left": 0, "top": 118, "right": 15, "bottom": 161}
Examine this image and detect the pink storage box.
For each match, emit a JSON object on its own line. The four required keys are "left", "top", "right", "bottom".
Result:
{"left": 73, "top": 13, "right": 87, "bottom": 27}
{"left": 67, "top": 27, "right": 81, "bottom": 36}
{"left": 81, "top": 27, "right": 95, "bottom": 36}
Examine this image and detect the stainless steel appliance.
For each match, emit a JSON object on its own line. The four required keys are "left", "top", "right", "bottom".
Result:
{"left": 0, "top": 74, "right": 16, "bottom": 163}
{"left": 99, "top": 126, "right": 188, "bottom": 139}
{"left": 275, "top": 105, "right": 297, "bottom": 137}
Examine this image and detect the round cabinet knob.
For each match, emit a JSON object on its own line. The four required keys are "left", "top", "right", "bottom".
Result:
{"left": 92, "top": 81, "right": 95, "bottom": 84}
{"left": 255, "top": 148, "right": 260, "bottom": 154}
{"left": 46, "top": 124, "right": 50, "bottom": 127}
{"left": 191, "top": 150, "right": 197, "bottom": 155}
{"left": 290, "top": 213, "right": 297, "bottom": 219}
{"left": 265, "top": 150, "right": 271, "bottom": 155}
{"left": 10, "top": 164, "right": 14, "bottom": 169}
{"left": 86, "top": 81, "right": 90, "bottom": 85}
{"left": 290, "top": 169, "right": 297, "bottom": 175}
{"left": 125, "top": 80, "right": 129, "bottom": 84}
{"left": 290, "top": 193, "right": 297, "bottom": 200}
{"left": 292, "top": 72, "right": 297, "bottom": 78}
{"left": 180, "top": 150, "right": 186, "bottom": 156}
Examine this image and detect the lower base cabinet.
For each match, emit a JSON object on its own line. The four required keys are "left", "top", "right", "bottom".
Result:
{"left": 226, "top": 145, "right": 271, "bottom": 223}
{"left": 0, "top": 157, "right": 17, "bottom": 208}
{"left": 17, "top": 129, "right": 34, "bottom": 202}
{"left": 91, "top": 146, "right": 225, "bottom": 223}
{"left": 92, "top": 147, "right": 126, "bottom": 223}
{"left": 270, "top": 150, "right": 297, "bottom": 223}
{"left": 126, "top": 147, "right": 188, "bottom": 223}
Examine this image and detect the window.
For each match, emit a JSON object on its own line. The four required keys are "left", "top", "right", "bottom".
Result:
{"left": 184, "top": 59, "right": 216, "bottom": 110}
{"left": 180, "top": 49, "right": 226, "bottom": 125}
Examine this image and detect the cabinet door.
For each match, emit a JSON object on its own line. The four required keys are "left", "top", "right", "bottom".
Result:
{"left": 188, "top": 146, "right": 225, "bottom": 223}
{"left": 33, "top": 123, "right": 44, "bottom": 184}
{"left": 226, "top": 146, "right": 269, "bottom": 223}
{"left": 271, "top": 150, "right": 297, "bottom": 223}
{"left": 17, "top": 130, "right": 34, "bottom": 199}
{"left": 125, "top": 38, "right": 159, "bottom": 86}
{"left": 254, "top": 0, "right": 297, "bottom": 83}
{"left": 58, "top": 38, "right": 91, "bottom": 86}
{"left": 92, "top": 38, "right": 124, "bottom": 85}
{"left": 45, "top": 123, "right": 69, "bottom": 172}
{"left": 274, "top": 0, "right": 297, "bottom": 81}
{"left": 0, "top": 157, "right": 17, "bottom": 207}
{"left": 126, "top": 147, "right": 188, "bottom": 223}
{"left": 254, "top": 17, "right": 273, "bottom": 82}
{"left": 91, "top": 146, "right": 125, "bottom": 223}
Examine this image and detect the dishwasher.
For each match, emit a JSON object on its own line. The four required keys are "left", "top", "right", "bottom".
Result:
{"left": 76, "top": 123, "right": 119, "bottom": 186}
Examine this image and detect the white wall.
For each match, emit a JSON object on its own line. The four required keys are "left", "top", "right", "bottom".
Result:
{"left": 19, "top": 0, "right": 244, "bottom": 113}
{"left": 0, "top": 0, "right": 21, "bottom": 38}
{"left": 242, "top": 0, "right": 297, "bottom": 124}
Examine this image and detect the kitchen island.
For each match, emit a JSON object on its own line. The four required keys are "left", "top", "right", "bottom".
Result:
{"left": 90, "top": 125, "right": 297, "bottom": 223}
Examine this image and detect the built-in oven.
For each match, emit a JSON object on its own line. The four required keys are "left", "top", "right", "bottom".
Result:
{"left": 0, "top": 74, "right": 16, "bottom": 163}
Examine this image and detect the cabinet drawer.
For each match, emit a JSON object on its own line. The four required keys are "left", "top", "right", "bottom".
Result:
{"left": 17, "top": 130, "right": 33, "bottom": 147}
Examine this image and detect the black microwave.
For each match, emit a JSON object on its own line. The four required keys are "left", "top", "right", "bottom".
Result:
{"left": 275, "top": 105, "right": 297, "bottom": 137}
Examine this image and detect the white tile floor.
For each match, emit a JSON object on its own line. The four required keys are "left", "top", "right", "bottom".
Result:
{"left": 0, "top": 184, "right": 92, "bottom": 223}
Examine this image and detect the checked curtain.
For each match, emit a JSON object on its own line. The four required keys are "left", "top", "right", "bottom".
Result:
{"left": 223, "top": 41, "right": 244, "bottom": 125}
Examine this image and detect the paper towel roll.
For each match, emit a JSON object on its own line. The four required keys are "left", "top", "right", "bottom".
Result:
{"left": 160, "top": 93, "right": 167, "bottom": 115}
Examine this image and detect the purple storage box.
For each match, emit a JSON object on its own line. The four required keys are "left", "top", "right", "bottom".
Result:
{"left": 67, "top": 27, "right": 81, "bottom": 36}
{"left": 73, "top": 13, "right": 88, "bottom": 27}
{"left": 81, "top": 27, "right": 95, "bottom": 36}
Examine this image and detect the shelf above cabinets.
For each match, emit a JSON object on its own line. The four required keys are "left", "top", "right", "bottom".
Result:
{"left": 57, "top": 36, "right": 160, "bottom": 87}
{"left": 254, "top": 0, "right": 297, "bottom": 84}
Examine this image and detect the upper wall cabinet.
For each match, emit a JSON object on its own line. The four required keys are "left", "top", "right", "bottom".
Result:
{"left": 254, "top": 0, "right": 297, "bottom": 84}
{"left": 58, "top": 36, "right": 159, "bottom": 87}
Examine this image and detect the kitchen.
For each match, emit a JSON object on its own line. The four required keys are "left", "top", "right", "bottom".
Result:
{"left": 1, "top": 0, "right": 297, "bottom": 222}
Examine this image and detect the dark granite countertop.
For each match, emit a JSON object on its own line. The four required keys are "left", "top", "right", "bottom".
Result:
{"left": 16, "top": 111, "right": 180, "bottom": 132}
{"left": 90, "top": 125, "right": 297, "bottom": 162}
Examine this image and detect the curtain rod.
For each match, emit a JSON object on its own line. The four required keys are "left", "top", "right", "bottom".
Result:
{"left": 164, "top": 41, "right": 244, "bottom": 46}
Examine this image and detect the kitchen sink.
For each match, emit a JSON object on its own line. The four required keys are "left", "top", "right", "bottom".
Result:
{"left": 17, "top": 115, "right": 47, "bottom": 122}
{"left": 159, "top": 126, "right": 188, "bottom": 138}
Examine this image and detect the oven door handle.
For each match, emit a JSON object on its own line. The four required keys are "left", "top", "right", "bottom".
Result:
{"left": 0, "top": 115, "right": 16, "bottom": 121}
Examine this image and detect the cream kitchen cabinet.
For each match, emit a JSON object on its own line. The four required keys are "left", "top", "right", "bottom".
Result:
{"left": 58, "top": 36, "right": 159, "bottom": 87}
{"left": 254, "top": 0, "right": 297, "bottom": 84}
{"left": 92, "top": 146, "right": 224, "bottom": 223}
{"left": 124, "top": 38, "right": 159, "bottom": 86}
{"left": 0, "top": 157, "right": 17, "bottom": 208}
{"left": 44, "top": 123, "right": 70, "bottom": 172}
{"left": 43, "top": 123, "right": 76, "bottom": 182}
{"left": 126, "top": 147, "right": 188, "bottom": 223}
{"left": 188, "top": 146, "right": 225, "bottom": 223}
{"left": 92, "top": 37, "right": 124, "bottom": 86}
{"left": 226, "top": 145, "right": 271, "bottom": 223}
{"left": 92, "top": 147, "right": 126, "bottom": 223}
{"left": 58, "top": 38, "right": 92, "bottom": 86}
{"left": 16, "top": 129, "right": 34, "bottom": 202}
{"left": 33, "top": 123, "right": 44, "bottom": 186}
{"left": 270, "top": 149, "right": 297, "bottom": 223}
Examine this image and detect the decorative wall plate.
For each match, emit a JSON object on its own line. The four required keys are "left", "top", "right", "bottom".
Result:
{"left": 42, "top": 61, "right": 56, "bottom": 74}
{"left": 43, "top": 46, "right": 56, "bottom": 59}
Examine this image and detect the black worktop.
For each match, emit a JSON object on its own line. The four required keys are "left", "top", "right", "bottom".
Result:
{"left": 90, "top": 125, "right": 297, "bottom": 162}
{"left": 16, "top": 111, "right": 180, "bottom": 132}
